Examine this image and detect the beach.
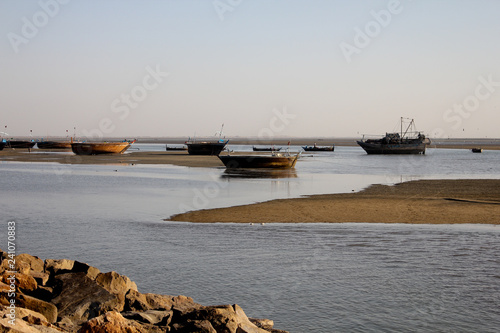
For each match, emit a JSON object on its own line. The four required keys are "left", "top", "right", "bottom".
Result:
{"left": 168, "top": 179, "right": 500, "bottom": 224}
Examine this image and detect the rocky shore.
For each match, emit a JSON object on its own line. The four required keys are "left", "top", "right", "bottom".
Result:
{"left": 0, "top": 250, "right": 287, "bottom": 333}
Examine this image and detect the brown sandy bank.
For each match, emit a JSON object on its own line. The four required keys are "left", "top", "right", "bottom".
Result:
{"left": 0, "top": 150, "right": 225, "bottom": 168}
{"left": 167, "top": 179, "right": 500, "bottom": 224}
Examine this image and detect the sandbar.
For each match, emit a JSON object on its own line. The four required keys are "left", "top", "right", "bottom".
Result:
{"left": 0, "top": 150, "right": 225, "bottom": 168}
{"left": 167, "top": 179, "right": 500, "bottom": 224}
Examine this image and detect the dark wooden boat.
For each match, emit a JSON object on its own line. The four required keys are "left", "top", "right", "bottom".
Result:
{"left": 37, "top": 141, "right": 72, "bottom": 149}
{"left": 0, "top": 141, "right": 5, "bottom": 151}
{"left": 302, "top": 145, "right": 334, "bottom": 152}
{"left": 186, "top": 140, "right": 228, "bottom": 155}
{"left": 471, "top": 148, "right": 482, "bottom": 153}
{"left": 357, "top": 118, "right": 429, "bottom": 155}
{"left": 218, "top": 152, "right": 300, "bottom": 169}
{"left": 71, "top": 140, "right": 134, "bottom": 155}
{"left": 252, "top": 146, "right": 282, "bottom": 152}
{"left": 166, "top": 145, "right": 188, "bottom": 151}
{"left": 6, "top": 140, "right": 36, "bottom": 149}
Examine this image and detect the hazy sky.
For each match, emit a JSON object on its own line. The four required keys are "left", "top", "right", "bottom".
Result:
{"left": 1, "top": 0, "right": 499, "bottom": 139}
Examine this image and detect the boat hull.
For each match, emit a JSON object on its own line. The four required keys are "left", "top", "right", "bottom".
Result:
{"left": 6, "top": 141, "right": 36, "bottom": 149}
{"left": 252, "top": 147, "right": 282, "bottom": 152}
{"left": 37, "top": 141, "right": 72, "bottom": 149}
{"left": 302, "top": 146, "right": 334, "bottom": 152}
{"left": 71, "top": 142, "right": 132, "bottom": 155}
{"left": 218, "top": 155, "right": 299, "bottom": 169}
{"left": 357, "top": 141, "right": 426, "bottom": 154}
{"left": 186, "top": 141, "right": 228, "bottom": 155}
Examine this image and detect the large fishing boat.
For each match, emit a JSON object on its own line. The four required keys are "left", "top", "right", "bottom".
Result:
{"left": 357, "top": 118, "right": 429, "bottom": 154}
{"left": 218, "top": 152, "right": 300, "bottom": 169}
{"left": 71, "top": 139, "right": 135, "bottom": 155}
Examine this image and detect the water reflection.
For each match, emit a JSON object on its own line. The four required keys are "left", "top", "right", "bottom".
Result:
{"left": 221, "top": 168, "right": 298, "bottom": 179}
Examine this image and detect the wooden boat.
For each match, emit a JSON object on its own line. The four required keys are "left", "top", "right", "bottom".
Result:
{"left": 186, "top": 140, "right": 228, "bottom": 155}
{"left": 6, "top": 140, "right": 36, "bottom": 149}
{"left": 37, "top": 141, "right": 72, "bottom": 149}
{"left": 71, "top": 140, "right": 134, "bottom": 155}
{"left": 166, "top": 145, "right": 188, "bottom": 151}
{"left": 357, "top": 118, "right": 429, "bottom": 154}
{"left": 471, "top": 148, "right": 482, "bottom": 153}
{"left": 218, "top": 152, "right": 300, "bottom": 169}
{"left": 302, "top": 145, "right": 334, "bottom": 152}
{"left": 252, "top": 146, "right": 282, "bottom": 152}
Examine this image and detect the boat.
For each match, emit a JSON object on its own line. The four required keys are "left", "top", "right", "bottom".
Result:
{"left": 357, "top": 118, "right": 429, "bottom": 154}
{"left": 218, "top": 152, "right": 300, "bottom": 169}
{"left": 186, "top": 140, "right": 228, "bottom": 155}
{"left": 471, "top": 148, "right": 482, "bottom": 153}
{"left": 166, "top": 145, "right": 188, "bottom": 151}
{"left": 302, "top": 144, "right": 334, "bottom": 152}
{"left": 37, "top": 141, "right": 72, "bottom": 149}
{"left": 252, "top": 146, "right": 282, "bottom": 152}
{"left": 71, "top": 140, "right": 135, "bottom": 155}
{"left": 0, "top": 141, "right": 5, "bottom": 151}
{"left": 6, "top": 140, "right": 36, "bottom": 149}
{"left": 186, "top": 124, "right": 229, "bottom": 155}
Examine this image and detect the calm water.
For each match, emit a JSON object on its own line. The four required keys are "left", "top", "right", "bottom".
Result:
{"left": 1, "top": 145, "right": 499, "bottom": 332}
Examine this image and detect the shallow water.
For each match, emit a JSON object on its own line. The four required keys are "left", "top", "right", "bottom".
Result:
{"left": 1, "top": 145, "right": 499, "bottom": 332}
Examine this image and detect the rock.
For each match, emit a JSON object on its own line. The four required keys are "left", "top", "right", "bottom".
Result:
{"left": 176, "top": 304, "right": 270, "bottom": 333}
{"left": 95, "top": 271, "right": 137, "bottom": 296}
{"left": 44, "top": 259, "right": 74, "bottom": 276}
{"left": 171, "top": 295, "right": 201, "bottom": 314}
{"left": 16, "top": 254, "right": 45, "bottom": 273}
{"left": 1, "top": 272, "right": 38, "bottom": 293}
{"left": 121, "top": 309, "right": 172, "bottom": 325}
{"left": 29, "top": 272, "right": 50, "bottom": 287}
{"left": 249, "top": 318, "right": 275, "bottom": 331}
{"left": 77, "top": 311, "right": 163, "bottom": 333}
{"left": 17, "top": 294, "right": 58, "bottom": 324}
{"left": 72, "top": 262, "right": 100, "bottom": 280}
{"left": 0, "top": 308, "right": 63, "bottom": 333}
{"left": 50, "top": 272, "right": 122, "bottom": 323}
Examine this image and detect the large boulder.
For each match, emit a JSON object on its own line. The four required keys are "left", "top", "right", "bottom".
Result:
{"left": 44, "top": 259, "right": 75, "bottom": 276}
{"left": 95, "top": 271, "right": 137, "bottom": 296}
{"left": 77, "top": 311, "right": 164, "bottom": 333}
{"left": 50, "top": 272, "right": 123, "bottom": 323}
{"left": 16, "top": 254, "right": 45, "bottom": 273}
{"left": 17, "top": 294, "right": 58, "bottom": 324}
{"left": 173, "top": 304, "right": 270, "bottom": 333}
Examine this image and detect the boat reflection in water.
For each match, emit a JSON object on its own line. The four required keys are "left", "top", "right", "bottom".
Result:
{"left": 221, "top": 168, "right": 298, "bottom": 179}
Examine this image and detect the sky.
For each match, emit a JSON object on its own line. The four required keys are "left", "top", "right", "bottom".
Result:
{"left": 1, "top": 0, "right": 499, "bottom": 139}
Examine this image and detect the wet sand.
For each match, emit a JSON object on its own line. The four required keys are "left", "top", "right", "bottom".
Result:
{"left": 0, "top": 150, "right": 225, "bottom": 168}
{"left": 168, "top": 179, "right": 500, "bottom": 224}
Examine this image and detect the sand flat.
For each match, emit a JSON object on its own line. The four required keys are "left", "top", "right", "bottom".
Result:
{"left": 168, "top": 179, "right": 500, "bottom": 224}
